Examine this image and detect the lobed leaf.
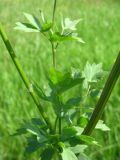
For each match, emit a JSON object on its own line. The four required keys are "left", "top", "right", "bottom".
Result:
{"left": 50, "top": 32, "right": 84, "bottom": 43}
{"left": 95, "top": 120, "right": 110, "bottom": 131}
{"left": 14, "top": 22, "right": 39, "bottom": 32}
{"left": 23, "top": 12, "right": 41, "bottom": 29}
{"left": 70, "top": 144, "right": 88, "bottom": 154}
{"left": 82, "top": 62, "right": 105, "bottom": 89}
{"left": 41, "top": 147, "right": 55, "bottom": 160}
{"left": 61, "top": 147, "right": 78, "bottom": 160}
{"left": 62, "top": 18, "right": 81, "bottom": 31}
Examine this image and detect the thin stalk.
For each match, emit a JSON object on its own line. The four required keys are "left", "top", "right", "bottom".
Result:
{"left": 58, "top": 116, "right": 62, "bottom": 135}
{"left": 52, "top": 0, "right": 62, "bottom": 135}
{"left": 82, "top": 52, "right": 120, "bottom": 135}
{"left": 54, "top": 116, "right": 58, "bottom": 132}
{"left": 51, "top": 42, "right": 56, "bottom": 67}
{"left": 52, "top": 0, "right": 57, "bottom": 26}
{"left": 51, "top": 0, "right": 57, "bottom": 68}
{"left": 0, "top": 23, "right": 54, "bottom": 133}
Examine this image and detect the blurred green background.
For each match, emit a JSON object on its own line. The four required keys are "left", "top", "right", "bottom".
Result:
{"left": 0, "top": 0, "right": 120, "bottom": 159}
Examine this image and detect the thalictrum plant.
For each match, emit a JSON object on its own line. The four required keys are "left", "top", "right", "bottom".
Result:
{"left": 0, "top": 0, "right": 120, "bottom": 159}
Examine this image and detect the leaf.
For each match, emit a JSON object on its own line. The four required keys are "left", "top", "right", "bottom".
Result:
{"left": 78, "top": 153, "right": 91, "bottom": 160}
{"left": 41, "top": 23, "right": 52, "bottom": 32}
{"left": 78, "top": 115, "right": 88, "bottom": 128}
{"left": 61, "top": 147, "right": 78, "bottom": 160}
{"left": 48, "top": 67, "right": 64, "bottom": 85}
{"left": 14, "top": 22, "right": 39, "bottom": 32}
{"left": 26, "top": 135, "right": 46, "bottom": 154}
{"left": 50, "top": 32, "right": 84, "bottom": 43}
{"left": 61, "top": 126, "right": 78, "bottom": 140}
{"left": 48, "top": 68, "right": 84, "bottom": 94}
{"left": 76, "top": 135, "right": 96, "bottom": 144}
{"left": 82, "top": 62, "right": 104, "bottom": 89}
{"left": 61, "top": 126, "right": 84, "bottom": 141}
{"left": 71, "top": 33, "right": 85, "bottom": 43}
{"left": 13, "top": 127, "right": 27, "bottom": 136}
{"left": 95, "top": 120, "right": 110, "bottom": 131}
{"left": 31, "top": 118, "right": 46, "bottom": 126}
{"left": 65, "top": 96, "right": 82, "bottom": 108}
{"left": 70, "top": 144, "right": 88, "bottom": 154}
{"left": 63, "top": 18, "right": 81, "bottom": 31}
{"left": 14, "top": 118, "right": 47, "bottom": 136}
{"left": 41, "top": 147, "right": 55, "bottom": 160}
{"left": 89, "top": 89, "right": 100, "bottom": 98}
{"left": 33, "top": 82, "right": 49, "bottom": 101}
{"left": 24, "top": 12, "right": 41, "bottom": 29}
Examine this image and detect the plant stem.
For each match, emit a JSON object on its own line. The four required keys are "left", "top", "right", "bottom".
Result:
{"left": 51, "top": 42, "right": 56, "bottom": 67}
{"left": 82, "top": 52, "right": 120, "bottom": 135}
{"left": 51, "top": 0, "right": 57, "bottom": 68}
{"left": 54, "top": 116, "right": 58, "bottom": 132}
{"left": 52, "top": 0, "right": 57, "bottom": 26}
{"left": 0, "top": 23, "right": 54, "bottom": 133}
{"left": 59, "top": 116, "right": 62, "bottom": 135}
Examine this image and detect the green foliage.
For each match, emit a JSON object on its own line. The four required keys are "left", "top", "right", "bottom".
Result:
{"left": 14, "top": 12, "right": 52, "bottom": 33}
{"left": 95, "top": 120, "right": 110, "bottom": 131}
{"left": 1, "top": 0, "right": 118, "bottom": 159}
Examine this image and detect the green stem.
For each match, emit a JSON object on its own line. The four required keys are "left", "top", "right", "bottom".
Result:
{"left": 52, "top": 0, "right": 57, "bottom": 26}
{"left": 51, "top": 42, "right": 56, "bottom": 67}
{"left": 54, "top": 116, "right": 58, "bottom": 132}
{"left": 59, "top": 116, "right": 62, "bottom": 135}
{"left": 51, "top": 0, "right": 57, "bottom": 68}
{"left": 0, "top": 23, "right": 54, "bottom": 133}
{"left": 82, "top": 52, "right": 120, "bottom": 135}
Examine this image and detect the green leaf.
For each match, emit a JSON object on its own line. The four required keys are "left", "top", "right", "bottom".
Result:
{"left": 41, "top": 23, "right": 52, "bottom": 32}
{"left": 41, "top": 147, "right": 55, "bottom": 160}
{"left": 48, "top": 68, "right": 84, "bottom": 94}
{"left": 31, "top": 118, "right": 46, "bottom": 126}
{"left": 14, "top": 22, "right": 39, "bottom": 32}
{"left": 26, "top": 135, "right": 46, "bottom": 154}
{"left": 50, "top": 32, "right": 84, "bottom": 43}
{"left": 61, "top": 147, "right": 78, "bottom": 160}
{"left": 89, "top": 89, "right": 100, "bottom": 98}
{"left": 78, "top": 115, "right": 88, "bottom": 128}
{"left": 71, "top": 33, "right": 85, "bottom": 43}
{"left": 48, "top": 67, "right": 64, "bottom": 85}
{"left": 95, "top": 120, "right": 110, "bottom": 131}
{"left": 14, "top": 118, "right": 47, "bottom": 136}
{"left": 33, "top": 82, "right": 49, "bottom": 101}
{"left": 62, "top": 18, "right": 81, "bottom": 31}
{"left": 13, "top": 127, "right": 27, "bottom": 136}
{"left": 78, "top": 153, "right": 91, "bottom": 160}
{"left": 70, "top": 144, "right": 88, "bottom": 154}
{"left": 75, "top": 135, "right": 96, "bottom": 145}
{"left": 24, "top": 12, "right": 41, "bottom": 29}
{"left": 61, "top": 126, "right": 78, "bottom": 140}
{"left": 61, "top": 126, "right": 84, "bottom": 141}
{"left": 65, "top": 96, "right": 82, "bottom": 107}
{"left": 82, "top": 62, "right": 104, "bottom": 89}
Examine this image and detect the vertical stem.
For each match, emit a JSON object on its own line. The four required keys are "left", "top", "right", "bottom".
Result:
{"left": 51, "top": 0, "right": 57, "bottom": 68}
{"left": 51, "top": 0, "right": 62, "bottom": 135}
{"left": 82, "top": 52, "right": 120, "bottom": 135}
{"left": 59, "top": 116, "right": 62, "bottom": 135}
{"left": 52, "top": 0, "right": 57, "bottom": 25}
{"left": 54, "top": 116, "right": 58, "bottom": 132}
{"left": 51, "top": 42, "right": 56, "bottom": 68}
{"left": 0, "top": 23, "right": 54, "bottom": 133}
